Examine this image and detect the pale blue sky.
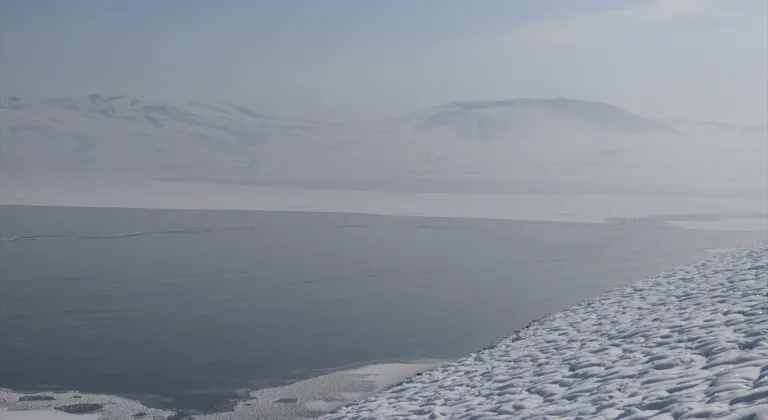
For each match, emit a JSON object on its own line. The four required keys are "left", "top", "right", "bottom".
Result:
{"left": 1, "top": 0, "right": 766, "bottom": 123}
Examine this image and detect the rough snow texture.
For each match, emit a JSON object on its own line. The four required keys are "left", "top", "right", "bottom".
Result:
{"left": 325, "top": 243, "right": 768, "bottom": 420}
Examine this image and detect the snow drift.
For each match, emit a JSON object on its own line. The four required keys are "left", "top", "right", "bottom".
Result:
{"left": 324, "top": 243, "right": 768, "bottom": 419}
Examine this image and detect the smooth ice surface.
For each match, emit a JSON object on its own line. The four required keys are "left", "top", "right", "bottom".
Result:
{"left": 324, "top": 243, "right": 768, "bottom": 419}
{"left": 666, "top": 218, "right": 768, "bottom": 233}
{"left": 2, "top": 177, "right": 766, "bottom": 233}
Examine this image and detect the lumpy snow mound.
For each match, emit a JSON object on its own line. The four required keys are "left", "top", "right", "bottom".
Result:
{"left": 325, "top": 243, "right": 768, "bottom": 419}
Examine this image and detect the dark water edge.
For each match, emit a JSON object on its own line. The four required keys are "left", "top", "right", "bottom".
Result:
{"left": 0, "top": 205, "right": 764, "bottom": 413}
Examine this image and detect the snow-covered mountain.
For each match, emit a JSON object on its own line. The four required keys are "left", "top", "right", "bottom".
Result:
{"left": 0, "top": 93, "right": 340, "bottom": 176}
{"left": 2, "top": 94, "right": 675, "bottom": 177}
{"left": 391, "top": 98, "right": 675, "bottom": 142}
{"left": 2, "top": 93, "right": 337, "bottom": 134}
{"left": 1, "top": 93, "right": 765, "bottom": 198}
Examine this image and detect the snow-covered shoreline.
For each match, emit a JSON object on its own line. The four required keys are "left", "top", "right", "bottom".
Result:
{"left": 324, "top": 243, "right": 768, "bottom": 419}
{"left": 2, "top": 244, "right": 766, "bottom": 419}
{"left": 0, "top": 361, "right": 443, "bottom": 420}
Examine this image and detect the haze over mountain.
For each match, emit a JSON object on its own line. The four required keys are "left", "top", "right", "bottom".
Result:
{"left": 396, "top": 98, "right": 676, "bottom": 140}
{"left": 0, "top": 93, "right": 340, "bottom": 175}
{"left": 1, "top": 93, "right": 765, "bottom": 198}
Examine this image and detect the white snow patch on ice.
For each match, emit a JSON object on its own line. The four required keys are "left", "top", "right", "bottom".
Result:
{"left": 196, "top": 361, "right": 443, "bottom": 420}
{"left": 305, "top": 400, "right": 342, "bottom": 412}
{"left": 0, "top": 361, "right": 441, "bottom": 420}
{"left": 324, "top": 243, "right": 768, "bottom": 419}
{"left": 0, "top": 390, "right": 173, "bottom": 420}
{"left": 667, "top": 217, "right": 768, "bottom": 233}
{"left": 0, "top": 408, "right": 99, "bottom": 420}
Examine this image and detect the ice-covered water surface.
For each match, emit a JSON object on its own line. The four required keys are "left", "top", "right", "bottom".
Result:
{"left": 2, "top": 177, "right": 766, "bottom": 232}
{"left": 325, "top": 243, "right": 768, "bottom": 419}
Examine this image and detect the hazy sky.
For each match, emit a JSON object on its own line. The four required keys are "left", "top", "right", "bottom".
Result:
{"left": 1, "top": 0, "right": 766, "bottom": 123}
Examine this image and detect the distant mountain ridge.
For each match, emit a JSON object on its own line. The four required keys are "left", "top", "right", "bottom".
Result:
{"left": 0, "top": 93, "right": 346, "bottom": 175}
{"left": 2, "top": 92, "right": 760, "bottom": 183}
{"left": 31, "top": 93, "right": 339, "bottom": 131}
{"left": 394, "top": 98, "right": 675, "bottom": 141}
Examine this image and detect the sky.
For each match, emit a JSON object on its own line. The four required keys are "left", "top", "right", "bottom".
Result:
{"left": 1, "top": 0, "right": 766, "bottom": 124}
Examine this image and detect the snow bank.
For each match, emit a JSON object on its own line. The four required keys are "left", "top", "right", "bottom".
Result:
{"left": 324, "top": 243, "right": 768, "bottom": 419}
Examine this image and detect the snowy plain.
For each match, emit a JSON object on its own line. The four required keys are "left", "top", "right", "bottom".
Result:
{"left": 323, "top": 243, "right": 768, "bottom": 420}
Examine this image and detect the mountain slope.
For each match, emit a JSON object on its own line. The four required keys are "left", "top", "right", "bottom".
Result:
{"left": 0, "top": 94, "right": 340, "bottom": 175}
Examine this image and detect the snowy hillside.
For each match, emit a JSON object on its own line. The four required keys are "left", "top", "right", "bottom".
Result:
{"left": 0, "top": 93, "right": 340, "bottom": 176}
{"left": 394, "top": 98, "right": 675, "bottom": 142}
{"left": 325, "top": 243, "right": 768, "bottom": 419}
